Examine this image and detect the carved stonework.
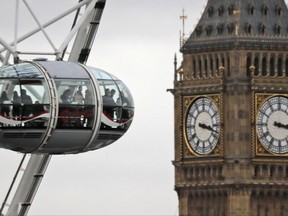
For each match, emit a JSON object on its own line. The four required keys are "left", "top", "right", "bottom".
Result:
{"left": 172, "top": 0, "right": 288, "bottom": 215}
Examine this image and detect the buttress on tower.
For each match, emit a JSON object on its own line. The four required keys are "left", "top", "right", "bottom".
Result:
{"left": 172, "top": 0, "right": 288, "bottom": 215}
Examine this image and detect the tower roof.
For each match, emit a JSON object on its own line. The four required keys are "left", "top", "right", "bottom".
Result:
{"left": 181, "top": 0, "right": 288, "bottom": 53}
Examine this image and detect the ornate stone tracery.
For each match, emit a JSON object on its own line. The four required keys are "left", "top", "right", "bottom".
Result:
{"left": 172, "top": 0, "right": 288, "bottom": 215}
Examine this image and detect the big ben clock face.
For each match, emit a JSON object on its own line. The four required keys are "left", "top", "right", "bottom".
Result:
{"left": 185, "top": 97, "right": 220, "bottom": 155}
{"left": 256, "top": 96, "right": 288, "bottom": 154}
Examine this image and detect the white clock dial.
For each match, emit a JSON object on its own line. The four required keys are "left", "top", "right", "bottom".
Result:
{"left": 257, "top": 96, "right": 288, "bottom": 154}
{"left": 185, "top": 97, "right": 220, "bottom": 155}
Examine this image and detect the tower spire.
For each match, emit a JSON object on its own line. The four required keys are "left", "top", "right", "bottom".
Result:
{"left": 180, "top": 8, "right": 187, "bottom": 47}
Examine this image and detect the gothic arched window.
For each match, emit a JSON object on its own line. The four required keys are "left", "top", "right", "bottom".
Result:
{"left": 278, "top": 58, "right": 283, "bottom": 77}
{"left": 276, "top": 6, "right": 282, "bottom": 16}
{"left": 227, "top": 56, "right": 230, "bottom": 77}
{"left": 205, "top": 25, "right": 212, "bottom": 36}
{"left": 227, "top": 23, "right": 235, "bottom": 34}
{"left": 193, "top": 59, "right": 196, "bottom": 78}
{"left": 270, "top": 57, "right": 275, "bottom": 76}
{"left": 210, "top": 57, "right": 213, "bottom": 75}
{"left": 259, "top": 23, "right": 265, "bottom": 34}
{"left": 208, "top": 6, "right": 214, "bottom": 17}
{"left": 199, "top": 58, "right": 202, "bottom": 77}
{"left": 246, "top": 56, "right": 252, "bottom": 77}
{"left": 248, "top": 5, "right": 255, "bottom": 15}
{"left": 254, "top": 56, "right": 260, "bottom": 76}
{"left": 246, "top": 23, "right": 252, "bottom": 34}
{"left": 196, "top": 26, "right": 202, "bottom": 36}
{"left": 275, "top": 24, "right": 281, "bottom": 35}
{"left": 254, "top": 166, "right": 260, "bottom": 177}
{"left": 228, "top": 5, "right": 234, "bottom": 15}
{"left": 262, "top": 57, "right": 267, "bottom": 76}
{"left": 262, "top": 5, "right": 268, "bottom": 16}
{"left": 204, "top": 58, "right": 208, "bottom": 77}
{"left": 285, "top": 58, "right": 288, "bottom": 77}
{"left": 217, "top": 24, "right": 224, "bottom": 35}
{"left": 218, "top": 5, "right": 224, "bottom": 16}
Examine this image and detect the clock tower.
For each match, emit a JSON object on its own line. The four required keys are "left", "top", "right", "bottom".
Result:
{"left": 172, "top": 0, "right": 288, "bottom": 215}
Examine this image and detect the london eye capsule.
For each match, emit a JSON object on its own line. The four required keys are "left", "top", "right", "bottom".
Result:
{"left": 0, "top": 60, "right": 134, "bottom": 154}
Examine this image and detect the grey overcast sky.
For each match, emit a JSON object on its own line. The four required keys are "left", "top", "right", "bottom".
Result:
{"left": 0, "top": 1, "right": 205, "bottom": 215}
{"left": 1, "top": 0, "right": 287, "bottom": 215}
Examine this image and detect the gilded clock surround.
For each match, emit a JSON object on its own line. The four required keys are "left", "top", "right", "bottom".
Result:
{"left": 183, "top": 95, "right": 222, "bottom": 157}
{"left": 254, "top": 93, "right": 288, "bottom": 157}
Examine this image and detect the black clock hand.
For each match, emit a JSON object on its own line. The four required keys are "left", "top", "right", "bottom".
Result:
{"left": 206, "top": 125, "right": 219, "bottom": 134}
{"left": 198, "top": 123, "right": 219, "bottom": 133}
{"left": 274, "top": 121, "right": 288, "bottom": 130}
{"left": 199, "top": 123, "right": 209, "bottom": 130}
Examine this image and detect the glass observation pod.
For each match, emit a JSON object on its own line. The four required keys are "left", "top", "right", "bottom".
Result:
{"left": 0, "top": 60, "right": 134, "bottom": 154}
